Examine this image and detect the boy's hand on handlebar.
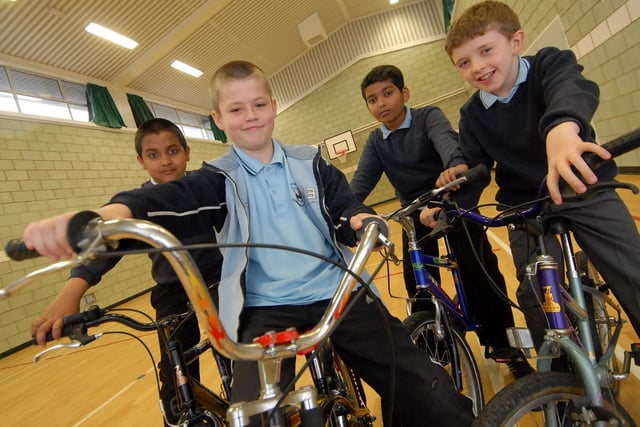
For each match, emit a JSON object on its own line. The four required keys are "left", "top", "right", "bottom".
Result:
{"left": 31, "top": 278, "right": 88, "bottom": 346}
{"left": 436, "top": 164, "right": 469, "bottom": 188}
{"left": 419, "top": 207, "right": 441, "bottom": 228}
{"left": 23, "top": 211, "right": 78, "bottom": 260}
{"left": 546, "top": 122, "right": 612, "bottom": 204}
{"left": 350, "top": 213, "right": 389, "bottom": 249}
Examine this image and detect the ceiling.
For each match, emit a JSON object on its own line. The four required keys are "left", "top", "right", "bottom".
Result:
{"left": 0, "top": 0, "right": 427, "bottom": 112}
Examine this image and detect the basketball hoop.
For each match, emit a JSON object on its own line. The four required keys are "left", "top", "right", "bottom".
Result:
{"left": 337, "top": 150, "right": 347, "bottom": 164}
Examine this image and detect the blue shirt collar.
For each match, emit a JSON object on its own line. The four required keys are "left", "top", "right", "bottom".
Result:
{"left": 233, "top": 139, "right": 284, "bottom": 175}
{"left": 381, "top": 106, "right": 412, "bottom": 139}
{"left": 480, "top": 57, "right": 530, "bottom": 108}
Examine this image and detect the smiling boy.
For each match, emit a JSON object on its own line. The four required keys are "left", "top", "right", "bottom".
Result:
{"left": 439, "top": 0, "right": 640, "bottom": 346}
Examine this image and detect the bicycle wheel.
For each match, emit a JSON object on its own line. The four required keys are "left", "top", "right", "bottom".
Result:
{"left": 473, "top": 371, "right": 636, "bottom": 426}
{"left": 403, "top": 310, "right": 484, "bottom": 416}
{"left": 575, "top": 251, "right": 621, "bottom": 395}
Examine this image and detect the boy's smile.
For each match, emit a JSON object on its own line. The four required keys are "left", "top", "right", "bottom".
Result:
{"left": 450, "top": 29, "right": 523, "bottom": 98}
{"left": 363, "top": 80, "right": 409, "bottom": 131}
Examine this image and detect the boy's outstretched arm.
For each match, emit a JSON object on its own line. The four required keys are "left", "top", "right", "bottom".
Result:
{"left": 23, "top": 203, "right": 133, "bottom": 260}
{"left": 546, "top": 121, "right": 611, "bottom": 204}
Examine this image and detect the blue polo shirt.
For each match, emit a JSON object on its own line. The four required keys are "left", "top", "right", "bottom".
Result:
{"left": 233, "top": 141, "right": 344, "bottom": 306}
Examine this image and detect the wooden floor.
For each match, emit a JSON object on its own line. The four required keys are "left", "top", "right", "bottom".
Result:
{"left": 1, "top": 174, "right": 639, "bottom": 426}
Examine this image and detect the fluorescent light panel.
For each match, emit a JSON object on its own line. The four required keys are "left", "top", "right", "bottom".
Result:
{"left": 390, "top": 0, "right": 399, "bottom": 4}
{"left": 171, "top": 60, "right": 203, "bottom": 77}
{"left": 85, "top": 23, "right": 138, "bottom": 49}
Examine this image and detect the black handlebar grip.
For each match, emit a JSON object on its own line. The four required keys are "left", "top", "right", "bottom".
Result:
{"left": 583, "top": 128, "right": 640, "bottom": 169}
{"left": 5, "top": 238, "right": 40, "bottom": 261}
{"left": 356, "top": 216, "right": 390, "bottom": 242}
{"left": 460, "top": 164, "right": 489, "bottom": 183}
{"left": 67, "top": 210, "right": 102, "bottom": 253}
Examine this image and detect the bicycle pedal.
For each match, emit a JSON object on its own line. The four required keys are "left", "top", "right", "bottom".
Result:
{"left": 631, "top": 343, "right": 640, "bottom": 366}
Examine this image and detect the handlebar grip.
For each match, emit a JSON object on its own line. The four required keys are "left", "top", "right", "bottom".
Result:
{"left": 31, "top": 306, "right": 103, "bottom": 344}
{"left": 5, "top": 238, "right": 40, "bottom": 261}
{"left": 460, "top": 164, "right": 489, "bottom": 183}
{"left": 583, "top": 128, "right": 640, "bottom": 169}
{"left": 356, "top": 216, "right": 389, "bottom": 242}
{"left": 67, "top": 210, "right": 102, "bottom": 253}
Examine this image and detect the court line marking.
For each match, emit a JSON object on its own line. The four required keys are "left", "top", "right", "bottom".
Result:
{"left": 73, "top": 366, "right": 156, "bottom": 426}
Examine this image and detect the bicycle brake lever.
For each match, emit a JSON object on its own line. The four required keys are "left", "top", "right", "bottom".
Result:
{"left": 33, "top": 333, "right": 102, "bottom": 363}
{"left": 561, "top": 179, "right": 639, "bottom": 202}
{"left": 34, "top": 341, "right": 82, "bottom": 363}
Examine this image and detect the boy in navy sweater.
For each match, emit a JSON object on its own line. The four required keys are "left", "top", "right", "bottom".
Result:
{"left": 351, "top": 64, "right": 532, "bottom": 377}
{"left": 425, "top": 0, "right": 640, "bottom": 347}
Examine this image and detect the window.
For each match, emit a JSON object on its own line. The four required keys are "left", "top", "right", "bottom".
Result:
{"left": 146, "top": 100, "right": 217, "bottom": 141}
{"left": 0, "top": 66, "right": 89, "bottom": 122}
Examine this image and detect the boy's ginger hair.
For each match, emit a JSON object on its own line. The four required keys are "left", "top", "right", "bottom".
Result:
{"left": 444, "top": 0, "right": 521, "bottom": 56}
{"left": 209, "top": 60, "right": 273, "bottom": 113}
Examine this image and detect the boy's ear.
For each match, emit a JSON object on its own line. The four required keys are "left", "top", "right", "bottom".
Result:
{"left": 211, "top": 111, "right": 224, "bottom": 130}
{"left": 511, "top": 29, "right": 525, "bottom": 54}
{"left": 402, "top": 86, "right": 410, "bottom": 102}
{"left": 184, "top": 146, "right": 191, "bottom": 162}
{"left": 136, "top": 155, "right": 146, "bottom": 169}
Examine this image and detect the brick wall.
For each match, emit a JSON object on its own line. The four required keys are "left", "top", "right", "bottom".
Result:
{"left": 0, "top": 115, "right": 229, "bottom": 354}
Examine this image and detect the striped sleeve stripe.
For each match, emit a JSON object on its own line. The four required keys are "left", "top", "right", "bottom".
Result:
{"left": 147, "top": 203, "right": 225, "bottom": 217}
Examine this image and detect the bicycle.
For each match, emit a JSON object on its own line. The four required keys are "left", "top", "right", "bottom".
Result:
{"left": 418, "top": 129, "right": 640, "bottom": 426}
{"left": 379, "top": 166, "right": 491, "bottom": 417}
{"left": 2, "top": 215, "right": 389, "bottom": 426}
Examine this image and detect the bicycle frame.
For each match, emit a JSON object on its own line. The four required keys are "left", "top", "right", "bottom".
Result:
{"left": 1, "top": 216, "right": 389, "bottom": 427}
{"left": 396, "top": 213, "right": 475, "bottom": 332}
{"left": 442, "top": 185, "right": 637, "bottom": 418}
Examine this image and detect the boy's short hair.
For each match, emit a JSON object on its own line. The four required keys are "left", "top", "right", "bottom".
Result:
{"left": 134, "top": 118, "right": 187, "bottom": 156}
{"left": 209, "top": 60, "right": 273, "bottom": 113}
{"left": 444, "top": 0, "right": 521, "bottom": 56}
{"left": 360, "top": 65, "right": 404, "bottom": 99}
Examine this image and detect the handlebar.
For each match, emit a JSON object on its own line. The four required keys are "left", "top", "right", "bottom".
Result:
{"left": 2, "top": 215, "right": 390, "bottom": 363}
{"left": 384, "top": 128, "right": 640, "bottom": 233}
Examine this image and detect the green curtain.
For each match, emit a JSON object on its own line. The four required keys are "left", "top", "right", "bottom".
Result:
{"left": 86, "top": 83, "right": 126, "bottom": 128}
{"left": 209, "top": 116, "right": 228, "bottom": 143}
{"left": 126, "top": 93, "right": 154, "bottom": 127}
{"left": 443, "top": 0, "right": 454, "bottom": 31}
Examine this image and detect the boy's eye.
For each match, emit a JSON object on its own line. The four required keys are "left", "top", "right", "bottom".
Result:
{"left": 384, "top": 90, "right": 393, "bottom": 97}
{"left": 168, "top": 147, "right": 179, "bottom": 155}
{"left": 482, "top": 47, "right": 492, "bottom": 54}
{"left": 367, "top": 97, "right": 376, "bottom": 104}
{"left": 147, "top": 152, "right": 159, "bottom": 159}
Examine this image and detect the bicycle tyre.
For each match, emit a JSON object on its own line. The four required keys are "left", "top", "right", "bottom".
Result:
{"left": 575, "top": 251, "right": 621, "bottom": 395}
{"left": 403, "top": 310, "right": 484, "bottom": 416}
{"left": 473, "top": 371, "right": 636, "bottom": 426}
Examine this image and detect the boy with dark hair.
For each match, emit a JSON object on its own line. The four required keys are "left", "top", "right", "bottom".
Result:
{"left": 31, "top": 118, "right": 224, "bottom": 426}
{"left": 351, "top": 64, "right": 533, "bottom": 378}
{"left": 23, "top": 61, "right": 475, "bottom": 426}
{"left": 433, "top": 0, "right": 640, "bottom": 346}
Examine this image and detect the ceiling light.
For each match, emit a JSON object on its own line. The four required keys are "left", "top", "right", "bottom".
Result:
{"left": 171, "top": 60, "right": 203, "bottom": 78}
{"left": 85, "top": 23, "right": 138, "bottom": 49}
{"left": 390, "top": 0, "right": 399, "bottom": 4}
